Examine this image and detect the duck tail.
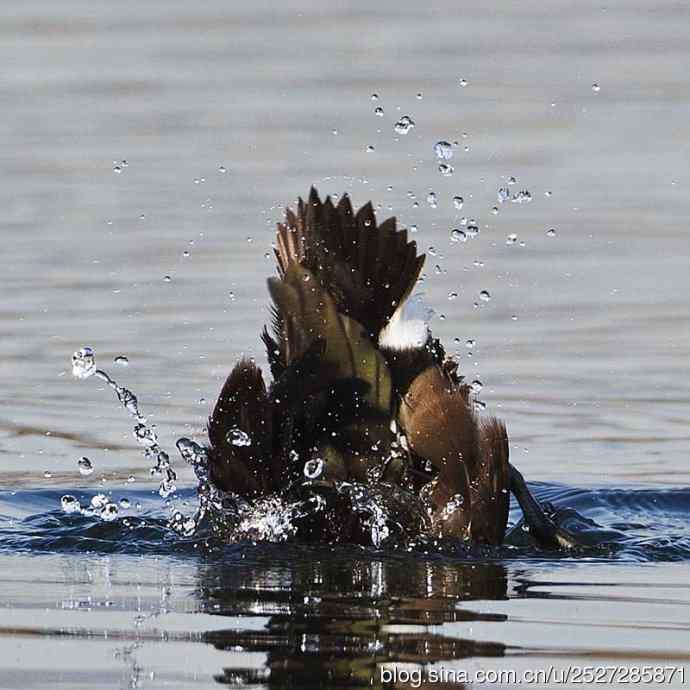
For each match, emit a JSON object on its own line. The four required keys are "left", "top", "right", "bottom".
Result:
{"left": 269, "top": 188, "right": 425, "bottom": 357}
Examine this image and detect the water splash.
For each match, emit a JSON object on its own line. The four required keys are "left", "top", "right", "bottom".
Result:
{"left": 71, "top": 346, "right": 177, "bottom": 501}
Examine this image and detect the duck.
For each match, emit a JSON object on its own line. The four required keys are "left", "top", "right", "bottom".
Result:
{"left": 206, "top": 188, "right": 575, "bottom": 549}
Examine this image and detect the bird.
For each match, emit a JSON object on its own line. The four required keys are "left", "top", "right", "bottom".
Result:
{"left": 205, "top": 188, "right": 575, "bottom": 548}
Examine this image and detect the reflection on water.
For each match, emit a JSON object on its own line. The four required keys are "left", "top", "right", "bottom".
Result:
{"left": 0, "top": 545, "right": 688, "bottom": 689}
{"left": 199, "top": 553, "right": 508, "bottom": 689}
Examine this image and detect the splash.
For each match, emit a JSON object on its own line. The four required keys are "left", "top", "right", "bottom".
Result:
{"left": 71, "top": 347, "right": 178, "bottom": 509}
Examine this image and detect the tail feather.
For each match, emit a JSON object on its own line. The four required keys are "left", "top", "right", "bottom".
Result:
{"left": 270, "top": 188, "right": 424, "bottom": 355}
{"left": 267, "top": 263, "right": 393, "bottom": 415}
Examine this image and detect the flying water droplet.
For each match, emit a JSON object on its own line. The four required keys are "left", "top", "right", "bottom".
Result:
{"left": 72, "top": 347, "right": 96, "bottom": 379}
{"left": 438, "top": 163, "right": 454, "bottom": 176}
{"left": 506, "top": 233, "right": 518, "bottom": 245}
{"left": 374, "top": 106, "right": 384, "bottom": 117}
{"left": 450, "top": 228, "right": 467, "bottom": 243}
{"left": 78, "top": 456, "right": 94, "bottom": 476}
{"left": 101, "top": 502, "right": 119, "bottom": 521}
{"left": 511, "top": 189, "right": 532, "bottom": 204}
{"left": 434, "top": 141, "right": 453, "bottom": 160}
{"left": 453, "top": 196, "right": 464, "bottom": 210}
{"left": 471, "top": 379, "right": 483, "bottom": 393}
{"left": 113, "top": 355, "right": 129, "bottom": 367}
{"left": 546, "top": 228, "right": 557, "bottom": 237}
{"left": 134, "top": 423, "right": 158, "bottom": 447}
{"left": 426, "top": 191, "right": 438, "bottom": 208}
{"left": 592, "top": 83, "right": 600, "bottom": 92}
{"left": 227, "top": 427, "right": 252, "bottom": 447}
{"left": 304, "top": 458, "right": 324, "bottom": 480}
{"left": 393, "top": 115, "right": 415, "bottom": 135}
{"left": 61, "top": 495, "right": 81, "bottom": 514}
{"left": 497, "top": 188, "right": 510, "bottom": 204}
{"left": 479, "top": 290, "right": 491, "bottom": 302}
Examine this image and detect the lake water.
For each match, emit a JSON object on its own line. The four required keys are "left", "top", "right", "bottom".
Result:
{"left": 1, "top": 0, "right": 690, "bottom": 687}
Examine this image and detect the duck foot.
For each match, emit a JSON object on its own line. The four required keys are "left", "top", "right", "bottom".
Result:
{"left": 509, "top": 464, "right": 581, "bottom": 550}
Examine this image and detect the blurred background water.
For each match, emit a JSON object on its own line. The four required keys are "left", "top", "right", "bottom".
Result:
{"left": 1, "top": 1, "right": 689, "bottom": 687}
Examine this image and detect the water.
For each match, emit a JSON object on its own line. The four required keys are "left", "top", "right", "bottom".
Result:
{"left": 2, "top": 0, "right": 690, "bottom": 686}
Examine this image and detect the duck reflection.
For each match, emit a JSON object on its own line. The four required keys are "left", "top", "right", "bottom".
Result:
{"left": 196, "top": 548, "right": 511, "bottom": 688}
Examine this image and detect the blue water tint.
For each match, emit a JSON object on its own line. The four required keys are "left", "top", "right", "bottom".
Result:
{"left": 1, "top": 484, "right": 689, "bottom": 562}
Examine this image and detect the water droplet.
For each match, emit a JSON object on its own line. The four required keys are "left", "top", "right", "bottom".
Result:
{"left": 426, "top": 191, "right": 438, "bottom": 208}
{"left": 479, "top": 290, "right": 491, "bottom": 302}
{"left": 227, "top": 427, "right": 252, "bottom": 447}
{"left": 592, "top": 83, "right": 600, "bottom": 92}
{"left": 393, "top": 115, "right": 415, "bottom": 135}
{"left": 466, "top": 221, "right": 480, "bottom": 238}
{"left": 61, "top": 495, "right": 80, "bottom": 514}
{"left": 78, "top": 456, "right": 94, "bottom": 476}
{"left": 448, "top": 291, "right": 458, "bottom": 300}
{"left": 371, "top": 93, "right": 379, "bottom": 100}
{"left": 450, "top": 228, "right": 467, "bottom": 243}
{"left": 72, "top": 346, "right": 96, "bottom": 379}
{"left": 374, "top": 106, "right": 384, "bottom": 117}
{"left": 434, "top": 141, "right": 453, "bottom": 160}
{"left": 471, "top": 379, "right": 483, "bottom": 393}
{"left": 182, "top": 250, "right": 190, "bottom": 257}
{"left": 43, "top": 471, "right": 52, "bottom": 479}
{"left": 438, "top": 163, "right": 454, "bottom": 176}
{"left": 127, "top": 474, "right": 136, "bottom": 483}
{"left": 91, "top": 494, "right": 108, "bottom": 510}
{"left": 163, "top": 275, "right": 172, "bottom": 282}
{"left": 113, "top": 355, "right": 129, "bottom": 367}
{"left": 506, "top": 233, "right": 518, "bottom": 245}
{"left": 497, "top": 187, "right": 510, "bottom": 204}
{"left": 459, "top": 78, "right": 468, "bottom": 87}
{"left": 101, "top": 502, "right": 119, "bottom": 522}
{"left": 218, "top": 165, "right": 227, "bottom": 173}
{"left": 366, "top": 145, "right": 375, "bottom": 153}
{"left": 452, "top": 195, "right": 464, "bottom": 210}
{"left": 134, "top": 423, "right": 158, "bottom": 448}
{"left": 465, "top": 339, "right": 475, "bottom": 348}
{"left": 119, "top": 498, "right": 131, "bottom": 509}
{"left": 507, "top": 176, "right": 517, "bottom": 186}
{"left": 304, "top": 457, "right": 324, "bottom": 480}
{"left": 546, "top": 228, "right": 557, "bottom": 237}
{"left": 511, "top": 190, "right": 532, "bottom": 204}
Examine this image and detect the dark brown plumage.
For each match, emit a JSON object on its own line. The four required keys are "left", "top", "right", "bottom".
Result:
{"left": 207, "top": 187, "right": 512, "bottom": 545}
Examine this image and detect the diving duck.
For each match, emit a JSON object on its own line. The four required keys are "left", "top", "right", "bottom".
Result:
{"left": 207, "top": 188, "right": 573, "bottom": 548}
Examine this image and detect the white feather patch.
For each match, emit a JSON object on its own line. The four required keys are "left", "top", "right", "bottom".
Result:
{"left": 379, "top": 294, "right": 433, "bottom": 350}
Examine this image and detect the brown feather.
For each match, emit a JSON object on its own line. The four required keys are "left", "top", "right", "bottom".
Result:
{"left": 207, "top": 359, "right": 273, "bottom": 497}
{"left": 266, "top": 187, "right": 425, "bottom": 365}
{"left": 398, "top": 364, "right": 509, "bottom": 543}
